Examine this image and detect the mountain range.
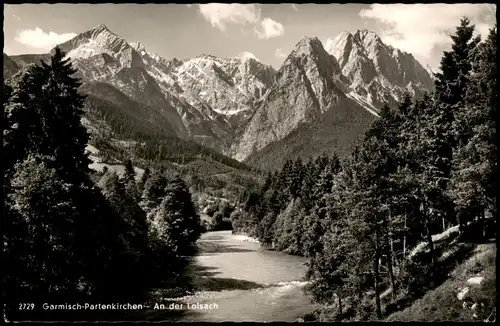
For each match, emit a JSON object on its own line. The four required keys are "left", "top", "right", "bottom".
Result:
{"left": 3, "top": 24, "right": 435, "bottom": 170}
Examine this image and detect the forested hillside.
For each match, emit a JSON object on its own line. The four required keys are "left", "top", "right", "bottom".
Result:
{"left": 234, "top": 19, "right": 497, "bottom": 321}
{"left": 3, "top": 48, "right": 205, "bottom": 321}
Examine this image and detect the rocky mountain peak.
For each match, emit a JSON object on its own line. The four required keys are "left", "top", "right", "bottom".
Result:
{"left": 56, "top": 24, "right": 131, "bottom": 62}
{"left": 130, "top": 41, "right": 146, "bottom": 53}
{"left": 354, "top": 29, "right": 381, "bottom": 43}
{"left": 233, "top": 36, "right": 354, "bottom": 162}
{"left": 284, "top": 36, "right": 343, "bottom": 81}
{"left": 197, "top": 53, "right": 217, "bottom": 60}
{"left": 81, "top": 24, "right": 123, "bottom": 45}
{"left": 323, "top": 29, "right": 435, "bottom": 110}
{"left": 91, "top": 24, "right": 111, "bottom": 33}
{"left": 292, "top": 36, "right": 325, "bottom": 56}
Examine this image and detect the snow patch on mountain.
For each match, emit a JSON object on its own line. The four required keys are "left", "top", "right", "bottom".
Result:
{"left": 323, "top": 29, "right": 435, "bottom": 111}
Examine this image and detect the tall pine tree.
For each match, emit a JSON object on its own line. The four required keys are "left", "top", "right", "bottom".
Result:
{"left": 449, "top": 26, "right": 497, "bottom": 225}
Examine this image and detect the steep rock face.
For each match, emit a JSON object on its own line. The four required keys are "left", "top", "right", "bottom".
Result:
{"left": 324, "top": 29, "right": 435, "bottom": 110}
{"left": 174, "top": 54, "right": 275, "bottom": 117}
{"left": 245, "top": 95, "right": 376, "bottom": 170}
{"left": 233, "top": 37, "right": 352, "bottom": 161}
{"left": 168, "top": 54, "right": 276, "bottom": 151}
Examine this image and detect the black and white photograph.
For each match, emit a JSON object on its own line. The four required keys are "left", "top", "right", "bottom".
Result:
{"left": 2, "top": 2, "right": 497, "bottom": 322}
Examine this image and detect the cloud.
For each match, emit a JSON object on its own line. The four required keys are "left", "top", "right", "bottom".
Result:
{"left": 198, "top": 3, "right": 262, "bottom": 32}
{"left": 15, "top": 27, "right": 77, "bottom": 50}
{"left": 291, "top": 4, "right": 300, "bottom": 12}
{"left": 12, "top": 14, "right": 21, "bottom": 21}
{"left": 198, "top": 3, "right": 285, "bottom": 39}
{"left": 255, "top": 18, "right": 285, "bottom": 40}
{"left": 359, "top": 4, "right": 496, "bottom": 59}
{"left": 275, "top": 48, "right": 287, "bottom": 59}
{"left": 237, "top": 51, "right": 259, "bottom": 61}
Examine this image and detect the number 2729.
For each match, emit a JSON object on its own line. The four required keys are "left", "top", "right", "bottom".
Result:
{"left": 19, "top": 303, "right": 35, "bottom": 310}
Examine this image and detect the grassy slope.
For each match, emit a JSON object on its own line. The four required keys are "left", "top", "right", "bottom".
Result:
{"left": 387, "top": 242, "right": 496, "bottom": 322}
{"left": 304, "top": 222, "right": 496, "bottom": 322}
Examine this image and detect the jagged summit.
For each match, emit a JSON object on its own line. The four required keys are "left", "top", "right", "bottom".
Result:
{"left": 234, "top": 34, "right": 353, "bottom": 162}
{"left": 293, "top": 36, "right": 324, "bottom": 52}
{"left": 354, "top": 29, "right": 381, "bottom": 40}
{"left": 296, "top": 36, "right": 322, "bottom": 44}
{"left": 240, "top": 55, "right": 259, "bottom": 63}
{"left": 197, "top": 53, "right": 219, "bottom": 60}
{"left": 130, "top": 41, "right": 146, "bottom": 53}
{"left": 323, "top": 29, "right": 435, "bottom": 110}
{"left": 54, "top": 23, "right": 132, "bottom": 62}
{"left": 91, "top": 24, "right": 111, "bottom": 33}
{"left": 288, "top": 36, "right": 336, "bottom": 68}
{"left": 83, "top": 24, "right": 119, "bottom": 41}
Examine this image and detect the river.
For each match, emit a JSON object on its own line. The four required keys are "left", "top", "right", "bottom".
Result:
{"left": 161, "top": 230, "right": 319, "bottom": 322}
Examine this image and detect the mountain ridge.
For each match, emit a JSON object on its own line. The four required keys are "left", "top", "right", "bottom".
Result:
{"left": 4, "top": 24, "right": 435, "bottom": 168}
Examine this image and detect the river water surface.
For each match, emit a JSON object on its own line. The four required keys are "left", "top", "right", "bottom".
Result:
{"left": 168, "top": 230, "right": 319, "bottom": 322}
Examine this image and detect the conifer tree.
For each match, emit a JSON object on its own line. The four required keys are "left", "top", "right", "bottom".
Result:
{"left": 3, "top": 65, "right": 47, "bottom": 177}
{"left": 299, "top": 160, "right": 318, "bottom": 211}
{"left": 312, "top": 160, "right": 337, "bottom": 220}
{"left": 150, "top": 176, "right": 202, "bottom": 256}
{"left": 38, "top": 47, "right": 91, "bottom": 181}
{"left": 290, "top": 158, "right": 305, "bottom": 199}
{"left": 257, "top": 211, "right": 277, "bottom": 246}
{"left": 142, "top": 171, "right": 169, "bottom": 212}
{"left": 122, "top": 159, "right": 139, "bottom": 200}
{"left": 276, "top": 159, "right": 294, "bottom": 209}
{"left": 423, "top": 18, "right": 481, "bottom": 235}
{"left": 450, "top": 26, "right": 497, "bottom": 224}
{"left": 435, "top": 17, "right": 481, "bottom": 108}
{"left": 99, "top": 170, "right": 149, "bottom": 256}
{"left": 124, "top": 159, "right": 136, "bottom": 183}
{"left": 307, "top": 221, "right": 350, "bottom": 318}
{"left": 401, "top": 95, "right": 444, "bottom": 273}
{"left": 301, "top": 211, "right": 323, "bottom": 258}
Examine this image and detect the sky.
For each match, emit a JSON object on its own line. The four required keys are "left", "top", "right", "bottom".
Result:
{"left": 3, "top": 3, "right": 497, "bottom": 70}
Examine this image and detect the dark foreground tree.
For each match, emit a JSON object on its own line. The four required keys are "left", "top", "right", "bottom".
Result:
{"left": 5, "top": 155, "right": 85, "bottom": 304}
{"left": 3, "top": 48, "right": 161, "bottom": 320}
{"left": 150, "top": 176, "right": 203, "bottom": 256}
